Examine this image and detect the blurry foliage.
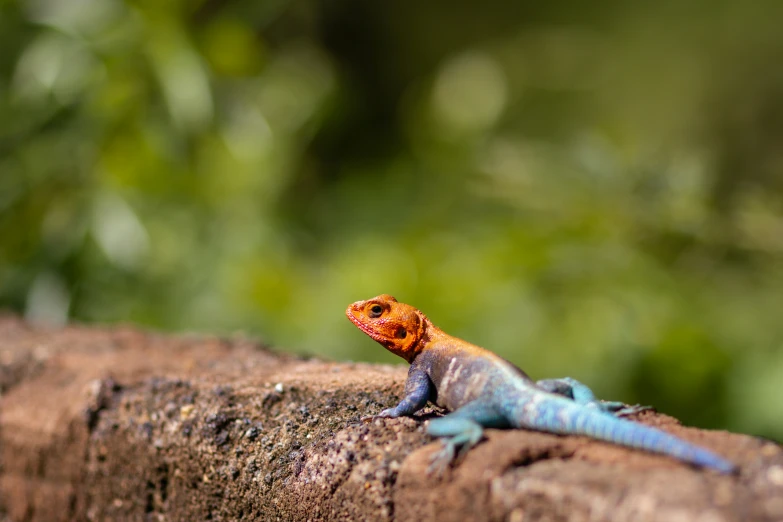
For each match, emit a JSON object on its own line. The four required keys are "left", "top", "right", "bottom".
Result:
{"left": 1, "top": 0, "right": 782, "bottom": 440}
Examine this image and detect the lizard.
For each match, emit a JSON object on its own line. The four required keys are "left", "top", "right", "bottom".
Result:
{"left": 346, "top": 294, "right": 737, "bottom": 474}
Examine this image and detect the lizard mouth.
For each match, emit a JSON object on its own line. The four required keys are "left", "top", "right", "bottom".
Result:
{"left": 345, "top": 307, "right": 387, "bottom": 344}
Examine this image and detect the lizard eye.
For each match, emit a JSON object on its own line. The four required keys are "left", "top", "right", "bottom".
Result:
{"left": 368, "top": 304, "right": 383, "bottom": 318}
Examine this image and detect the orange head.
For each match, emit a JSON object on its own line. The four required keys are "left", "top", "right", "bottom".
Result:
{"left": 345, "top": 294, "right": 430, "bottom": 363}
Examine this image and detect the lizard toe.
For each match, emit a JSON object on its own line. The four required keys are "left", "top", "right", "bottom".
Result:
{"left": 613, "top": 404, "right": 654, "bottom": 417}
{"left": 361, "top": 407, "right": 399, "bottom": 423}
{"left": 427, "top": 442, "right": 456, "bottom": 477}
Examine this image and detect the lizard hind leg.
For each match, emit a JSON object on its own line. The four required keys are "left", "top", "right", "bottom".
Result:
{"left": 425, "top": 401, "right": 509, "bottom": 476}
{"left": 535, "top": 377, "right": 650, "bottom": 417}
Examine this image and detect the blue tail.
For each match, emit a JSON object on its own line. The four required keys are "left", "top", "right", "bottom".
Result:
{"left": 511, "top": 397, "right": 736, "bottom": 474}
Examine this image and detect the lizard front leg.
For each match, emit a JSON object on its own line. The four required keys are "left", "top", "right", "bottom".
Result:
{"left": 363, "top": 366, "right": 433, "bottom": 421}
{"left": 535, "top": 377, "right": 650, "bottom": 417}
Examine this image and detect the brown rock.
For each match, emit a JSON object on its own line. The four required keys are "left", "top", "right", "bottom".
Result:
{"left": 0, "top": 316, "right": 780, "bottom": 521}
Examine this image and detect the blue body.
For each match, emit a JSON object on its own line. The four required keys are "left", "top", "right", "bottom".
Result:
{"left": 379, "top": 337, "right": 736, "bottom": 474}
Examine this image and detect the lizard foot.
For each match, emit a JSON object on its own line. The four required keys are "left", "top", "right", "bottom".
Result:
{"left": 425, "top": 417, "right": 484, "bottom": 476}
{"left": 360, "top": 407, "right": 399, "bottom": 423}
{"left": 427, "top": 441, "right": 456, "bottom": 477}
{"left": 599, "top": 401, "right": 653, "bottom": 417}
{"left": 426, "top": 433, "right": 485, "bottom": 476}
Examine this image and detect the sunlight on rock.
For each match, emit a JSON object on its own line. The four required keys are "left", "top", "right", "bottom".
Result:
{"left": 431, "top": 51, "right": 508, "bottom": 135}
{"left": 25, "top": 272, "right": 70, "bottom": 326}
{"left": 91, "top": 192, "right": 150, "bottom": 270}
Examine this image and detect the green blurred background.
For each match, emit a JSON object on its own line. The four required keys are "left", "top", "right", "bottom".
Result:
{"left": 1, "top": 0, "right": 782, "bottom": 441}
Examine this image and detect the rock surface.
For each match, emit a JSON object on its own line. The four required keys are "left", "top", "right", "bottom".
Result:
{"left": 1, "top": 316, "right": 782, "bottom": 521}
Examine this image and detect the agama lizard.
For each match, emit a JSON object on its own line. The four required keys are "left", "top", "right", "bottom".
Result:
{"left": 346, "top": 294, "right": 736, "bottom": 474}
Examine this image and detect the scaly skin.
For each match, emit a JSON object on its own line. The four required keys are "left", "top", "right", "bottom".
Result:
{"left": 346, "top": 294, "right": 737, "bottom": 474}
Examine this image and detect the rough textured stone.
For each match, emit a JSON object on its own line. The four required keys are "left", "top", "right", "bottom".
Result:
{"left": 0, "top": 316, "right": 781, "bottom": 521}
